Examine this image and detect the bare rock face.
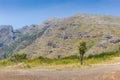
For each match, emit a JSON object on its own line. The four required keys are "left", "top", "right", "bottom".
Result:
{"left": 0, "top": 25, "right": 15, "bottom": 46}
{"left": 0, "top": 25, "right": 19, "bottom": 59}
{"left": 105, "top": 34, "right": 112, "bottom": 39}
{"left": 110, "top": 39, "right": 120, "bottom": 44}
{"left": 0, "top": 23, "right": 50, "bottom": 59}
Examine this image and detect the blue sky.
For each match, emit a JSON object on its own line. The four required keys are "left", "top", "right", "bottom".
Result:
{"left": 0, "top": 0, "right": 120, "bottom": 29}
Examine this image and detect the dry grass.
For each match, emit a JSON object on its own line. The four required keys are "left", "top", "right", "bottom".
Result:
{"left": 0, "top": 51, "right": 120, "bottom": 70}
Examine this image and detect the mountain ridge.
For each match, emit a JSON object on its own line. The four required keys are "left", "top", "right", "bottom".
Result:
{"left": 0, "top": 13, "right": 120, "bottom": 59}
{"left": 18, "top": 14, "right": 120, "bottom": 58}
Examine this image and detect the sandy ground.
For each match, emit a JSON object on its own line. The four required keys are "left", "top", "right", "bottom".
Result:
{"left": 0, "top": 64, "right": 120, "bottom": 80}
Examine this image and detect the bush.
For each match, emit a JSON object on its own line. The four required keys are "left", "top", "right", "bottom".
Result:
{"left": 87, "top": 51, "right": 119, "bottom": 59}
{"left": 10, "top": 53, "right": 27, "bottom": 62}
{"left": 38, "top": 56, "right": 45, "bottom": 59}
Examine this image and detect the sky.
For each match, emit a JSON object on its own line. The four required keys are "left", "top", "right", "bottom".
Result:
{"left": 0, "top": 0, "right": 120, "bottom": 29}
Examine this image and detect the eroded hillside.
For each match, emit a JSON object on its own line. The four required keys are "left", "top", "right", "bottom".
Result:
{"left": 17, "top": 14, "right": 120, "bottom": 58}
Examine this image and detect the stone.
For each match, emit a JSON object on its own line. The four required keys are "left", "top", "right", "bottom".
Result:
{"left": 110, "top": 39, "right": 120, "bottom": 44}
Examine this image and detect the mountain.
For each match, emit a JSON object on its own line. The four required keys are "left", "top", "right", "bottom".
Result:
{"left": 0, "top": 14, "right": 120, "bottom": 59}
{"left": 0, "top": 25, "right": 15, "bottom": 45}
{"left": 0, "top": 23, "right": 50, "bottom": 59}
{"left": 0, "top": 25, "right": 17, "bottom": 58}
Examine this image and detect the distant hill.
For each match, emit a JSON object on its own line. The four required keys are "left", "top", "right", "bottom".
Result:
{"left": 0, "top": 14, "right": 120, "bottom": 59}
{"left": 0, "top": 24, "right": 49, "bottom": 59}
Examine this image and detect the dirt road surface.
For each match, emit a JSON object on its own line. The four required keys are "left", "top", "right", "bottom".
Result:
{"left": 0, "top": 64, "right": 120, "bottom": 80}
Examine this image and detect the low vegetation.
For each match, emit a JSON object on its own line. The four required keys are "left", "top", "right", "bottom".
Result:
{"left": 9, "top": 53, "right": 27, "bottom": 63}
{"left": 0, "top": 51, "right": 120, "bottom": 69}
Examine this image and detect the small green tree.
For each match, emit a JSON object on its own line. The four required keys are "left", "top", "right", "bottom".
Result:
{"left": 78, "top": 41, "right": 87, "bottom": 65}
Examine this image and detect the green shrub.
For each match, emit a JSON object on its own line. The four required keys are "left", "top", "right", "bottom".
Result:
{"left": 87, "top": 51, "right": 119, "bottom": 59}
{"left": 0, "top": 60, "right": 13, "bottom": 66}
{"left": 38, "top": 56, "right": 45, "bottom": 59}
{"left": 10, "top": 53, "right": 27, "bottom": 62}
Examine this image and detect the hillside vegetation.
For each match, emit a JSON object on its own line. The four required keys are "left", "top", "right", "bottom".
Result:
{"left": 0, "top": 14, "right": 120, "bottom": 59}
{"left": 19, "top": 14, "right": 120, "bottom": 58}
{"left": 0, "top": 51, "right": 120, "bottom": 69}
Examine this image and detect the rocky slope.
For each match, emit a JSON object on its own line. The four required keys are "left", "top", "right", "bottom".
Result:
{"left": 18, "top": 14, "right": 120, "bottom": 58}
{"left": 0, "top": 25, "right": 18, "bottom": 58}
{"left": 0, "top": 23, "right": 50, "bottom": 59}
{"left": 0, "top": 14, "right": 120, "bottom": 59}
{"left": 0, "top": 25, "right": 15, "bottom": 46}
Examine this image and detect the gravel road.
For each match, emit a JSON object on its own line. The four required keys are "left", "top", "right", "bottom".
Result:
{"left": 0, "top": 64, "right": 120, "bottom": 80}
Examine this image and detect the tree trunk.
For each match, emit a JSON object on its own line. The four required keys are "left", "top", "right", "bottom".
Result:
{"left": 80, "top": 54, "right": 83, "bottom": 65}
